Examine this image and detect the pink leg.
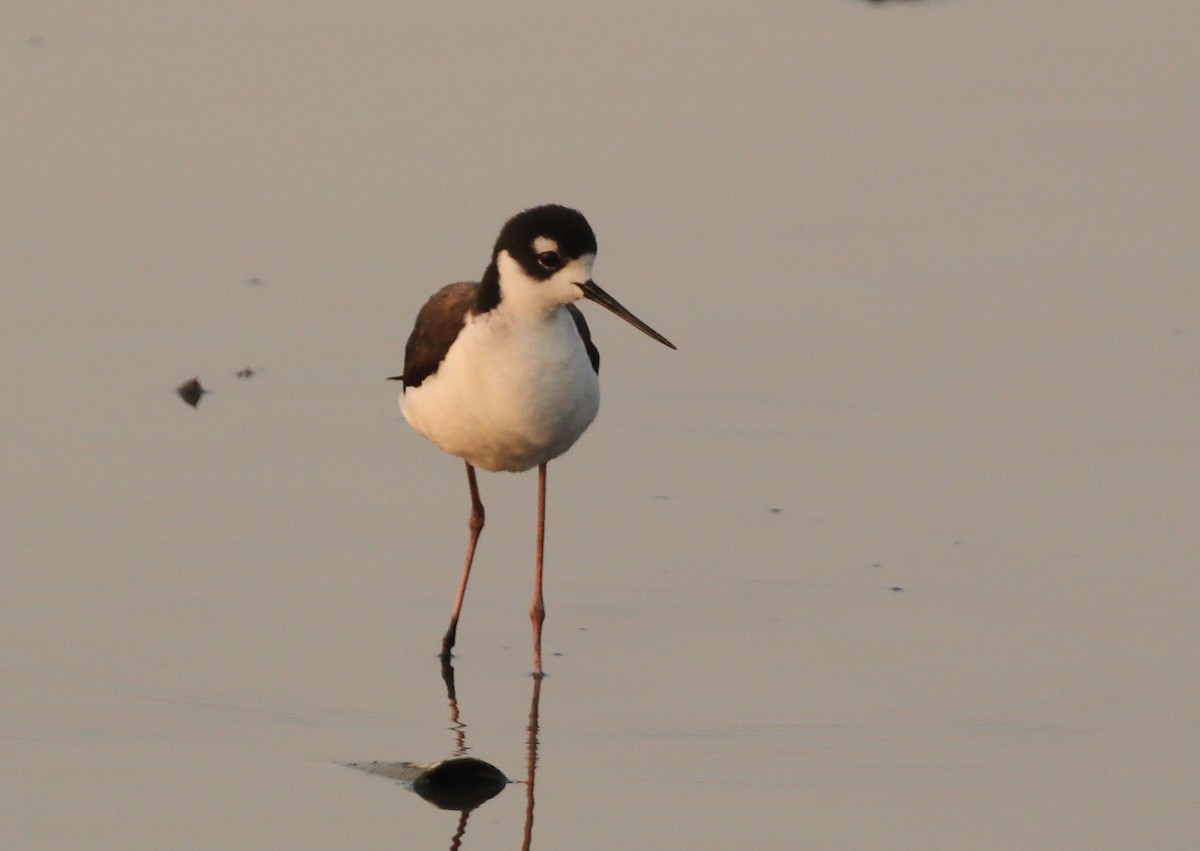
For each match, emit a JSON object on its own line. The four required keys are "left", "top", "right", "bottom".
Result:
{"left": 442, "top": 462, "right": 484, "bottom": 660}
{"left": 530, "top": 463, "right": 547, "bottom": 678}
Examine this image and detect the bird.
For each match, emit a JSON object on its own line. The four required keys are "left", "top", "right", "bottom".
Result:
{"left": 391, "top": 204, "right": 675, "bottom": 677}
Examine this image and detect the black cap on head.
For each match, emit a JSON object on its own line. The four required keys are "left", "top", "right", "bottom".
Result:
{"left": 493, "top": 205, "right": 597, "bottom": 278}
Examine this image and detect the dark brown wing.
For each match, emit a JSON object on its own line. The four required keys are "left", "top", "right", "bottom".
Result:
{"left": 400, "top": 282, "right": 479, "bottom": 389}
{"left": 567, "top": 304, "right": 600, "bottom": 374}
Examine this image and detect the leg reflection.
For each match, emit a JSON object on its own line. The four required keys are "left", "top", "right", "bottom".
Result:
{"left": 522, "top": 674, "right": 542, "bottom": 851}
{"left": 441, "top": 654, "right": 466, "bottom": 757}
{"left": 345, "top": 660, "right": 545, "bottom": 849}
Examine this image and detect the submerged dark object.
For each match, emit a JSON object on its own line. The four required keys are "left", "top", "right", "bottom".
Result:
{"left": 176, "top": 377, "right": 206, "bottom": 408}
{"left": 346, "top": 757, "right": 508, "bottom": 811}
{"left": 413, "top": 757, "right": 508, "bottom": 810}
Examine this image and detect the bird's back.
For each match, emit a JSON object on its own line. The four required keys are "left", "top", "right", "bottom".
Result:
{"left": 401, "top": 282, "right": 480, "bottom": 391}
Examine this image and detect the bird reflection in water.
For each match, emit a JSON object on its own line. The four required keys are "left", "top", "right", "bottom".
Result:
{"left": 346, "top": 659, "right": 543, "bottom": 850}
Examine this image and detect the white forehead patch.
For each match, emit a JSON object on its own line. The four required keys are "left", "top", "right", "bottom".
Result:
{"left": 533, "top": 236, "right": 559, "bottom": 254}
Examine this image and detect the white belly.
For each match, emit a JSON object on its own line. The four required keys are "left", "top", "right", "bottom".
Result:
{"left": 400, "top": 308, "right": 600, "bottom": 473}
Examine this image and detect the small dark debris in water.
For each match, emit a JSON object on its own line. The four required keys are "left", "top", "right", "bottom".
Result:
{"left": 236, "top": 367, "right": 256, "bottom": 379}
{"left": 871, "top": 563, "right": 883, "bottom": 569}
{"left": 953, "top": 539, "right": 964, "bottom": 546}
{"left": 890, "top": 586, "right": 904, "bottom": 592}
{"left": 578, "top": 626, "right": 587, "bottom": 631}
{"left": 552, "top": 652, "right": 564, "bottom": 657}
{"left": 412, "top": 758, "right": 507, "bottom": 808}
{"left": 176, "top": 377, "right": 206, "bottom": 408}
{"left": 768, "top": 507, "right": 783, "bottom": 514}
{"left": 654, "top": 494, "right": 669, "bottom": 501}
{"left": 247, "top": 277, "right": 262, "bottom": 286}
{"left": 346, "top": 757, "right": 508, "bottom": 811}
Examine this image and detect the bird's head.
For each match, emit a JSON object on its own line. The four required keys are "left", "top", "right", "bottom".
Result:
{"left": 487, "top": 204, "right": 597, "bottom": 312}
{"left": 483, "top": 204, "right": 675, "bottom": 349}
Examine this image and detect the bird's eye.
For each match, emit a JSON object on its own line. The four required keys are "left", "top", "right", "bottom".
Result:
{"left": 536, "top": 251, "right": 563, "bottom": 271}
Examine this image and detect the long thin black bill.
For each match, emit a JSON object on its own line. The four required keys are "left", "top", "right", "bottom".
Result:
{"left": 579, "top": 281, "right": 676, "bottom": 350}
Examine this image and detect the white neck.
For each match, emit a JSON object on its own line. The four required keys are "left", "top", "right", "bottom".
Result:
{"left": 495, "top": 250, "right": 594, "bottom": 321}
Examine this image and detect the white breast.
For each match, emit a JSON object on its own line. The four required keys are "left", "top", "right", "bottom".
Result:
{"left": 400, "top": 307, "right": 600, "bottom": 473}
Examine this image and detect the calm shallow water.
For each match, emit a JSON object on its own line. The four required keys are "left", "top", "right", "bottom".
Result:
{"left": 3, "top": 2, "right": 1198, "bottom": 848}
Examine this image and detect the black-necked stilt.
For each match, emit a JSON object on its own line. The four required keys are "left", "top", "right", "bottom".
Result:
{"left": 392, "top": 205, "right": 675, "bottom": 677}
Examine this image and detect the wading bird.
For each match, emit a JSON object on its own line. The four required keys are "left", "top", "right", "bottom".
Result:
{"left": 392, "top": 205, "right": 675, "bottom": 677}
